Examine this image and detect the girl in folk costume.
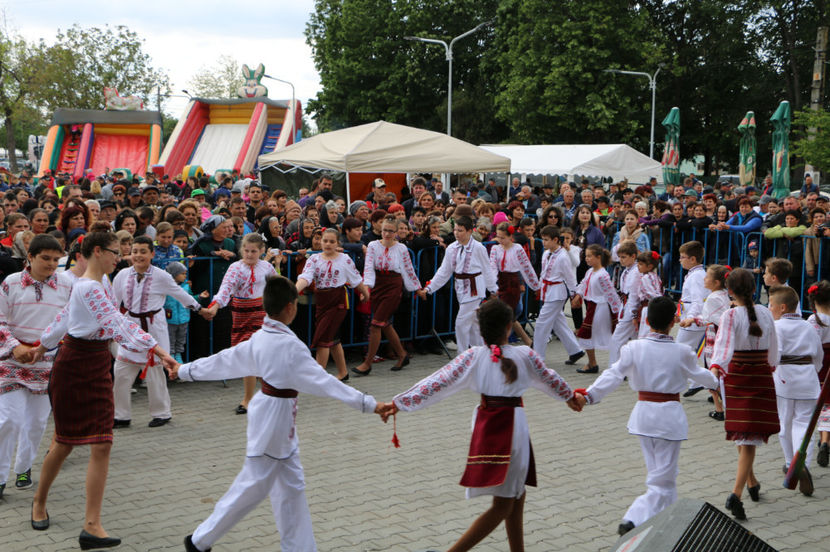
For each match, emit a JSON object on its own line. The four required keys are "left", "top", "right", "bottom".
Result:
{"left": 29, "top": 231, "right": 176, "bottom": 549}
{"left": 680, "top": 264, "right": 731, "bottom": 421}
{"left": 489, "top": 222, "right": 540, "bottom": 346}
{"left": 206, "top": 233, "right": 279, "bottom": 414}
{"left": 352, "top": 216, "right": 422, "bottom": 377}
{"left": 634, "top": 251, "right": 663, "bottom": 338}
{"left": 807, "top": 281, "right": 830, "bottom": 467}
{"left": 296, "top": 228, "right": 369, "bottom": 381}
{"left": 571, "top": 245, "right": 621, "bottom": 374}
{"left": 709, "top": 268, "right": 780, "bottom": 521}
{"left": 386, "top": 299, "right": 582, "bottom": 552}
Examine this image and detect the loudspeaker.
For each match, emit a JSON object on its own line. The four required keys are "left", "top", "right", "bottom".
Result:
{"left": 611, "top": 498, "right": 777, "bottom": 551}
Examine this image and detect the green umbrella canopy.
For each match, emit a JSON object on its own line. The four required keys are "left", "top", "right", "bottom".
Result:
{"left": 770, "top": 101, "right": 791, "bottom": 200}
{"left": 661, "top": 107, "right": 680, "bottom": 187}
{"left": 738, "top": 111, "right": 757, "bottom": 187}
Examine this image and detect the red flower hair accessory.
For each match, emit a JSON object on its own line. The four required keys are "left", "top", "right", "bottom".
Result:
{"left": 808, "top": 284, "right": 819, "bottom": 296}
{"left": 489, "top": 344, "right": 502, "bottom": 362}
{"left": 507, "top": 226, "right": 515, "bottom": 235}
{"left": 651, "top": 251, "right": 660, "bottom": 261}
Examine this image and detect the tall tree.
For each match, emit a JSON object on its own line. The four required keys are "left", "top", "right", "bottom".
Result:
{"left": 0, "top": 26, "right": 39, "bottom": 172}
{"left": 187, "top": 55, "right": 245, "bottom": 99}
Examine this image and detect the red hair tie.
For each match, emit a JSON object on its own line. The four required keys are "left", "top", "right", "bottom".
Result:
{"left": 650, "top": 251, "right": 659, "bottom": 261}
{"left": 489, "top": 344, "right": 502, "bottom": 362}
{"left": 808, "top": 284, "right": 819, "bottom": 296}
{"left": 724, "top": 265, "right": 732, "bottom": 271}
{"left": 507, "top": 226, "right": 515, "bottom": 235}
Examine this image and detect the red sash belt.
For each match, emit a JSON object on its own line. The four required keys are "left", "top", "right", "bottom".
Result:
{"left": 454, "top": 272, "right": 481, "bottom": 296}
{"left": 638, "top": 391, "right": 680, "bottom": 402}
{"left": 261, "top": 381, "right": 298, "bottom": 398}
{"left": 120, "top": 304, "right": 161, "bottom": 332}
{"left": 542, "top": 279, "right": 562, "bottom": 297}
{"left": 459, "top": 394, "right": 525, "bottom": 488}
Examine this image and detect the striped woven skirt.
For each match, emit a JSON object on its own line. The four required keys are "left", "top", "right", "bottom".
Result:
{"left": 723, "top": 349, "right": 779, "bottom": 443}
{"left": 497, "top": 271, "right": 522, "bottom": 315}
{"left": 230, "top": 296, "right": 265, "bottom": 346}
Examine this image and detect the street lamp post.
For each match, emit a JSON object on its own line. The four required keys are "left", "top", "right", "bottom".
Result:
{"left": 604, "top": 67, "right": 662, "bottom": 159}
{"left": 405, "top": 21, "right": 492, "bottom": 137}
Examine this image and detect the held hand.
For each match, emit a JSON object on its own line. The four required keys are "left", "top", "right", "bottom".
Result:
{"left": 199, "top": 307, "right": 215, "bottom": 321}
{"left": 29, "top": 344, "right": 47, "bottom": 364}
{"left": 12, "top": 344, "right": 33, "bottom": 363}
{"left": 678, "top": 318, "right": 693, "bottom": 328}
{"left": 710, "top": 366, "right": 720, "bottom": 379}
{"left": 571, "top": 294, "right": 582, "bottom": 308}
{"left": 359, "top": 289, "right": 370, "bottom": 303}
{"left": 416, "top": 288, "right": 428, "bottom": 301}
{"left": 376, "top": 402, "right": 398, "bottom": 423}
{"left": 566, "top": 393, "right": 585, "bottom": 412}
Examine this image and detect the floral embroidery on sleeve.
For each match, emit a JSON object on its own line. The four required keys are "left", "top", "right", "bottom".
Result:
{"left": 395, "top": 348, "right": 474, "bottom": 409}
{"left": 527, "top": 348, "right": 573, "bottom": 399}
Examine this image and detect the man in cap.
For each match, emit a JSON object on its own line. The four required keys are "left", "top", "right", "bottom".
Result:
{"left": 127, "top": 187, "right": 143, "bottom": 209}
{"left": 142, "top": 184, "right": 160, "bottom": 208}
{"left": 365, "top": 177, "right": 386, "bottom": 206}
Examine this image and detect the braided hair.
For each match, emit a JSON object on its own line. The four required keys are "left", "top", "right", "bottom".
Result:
{"left": 477, "top": 299, "right": 517, "bottom": 384}
{"left": 726, "top": 268, "right": 762, "bottom": 337}
{"left": 808, "top": 280, "right": 830, "bottom": 327}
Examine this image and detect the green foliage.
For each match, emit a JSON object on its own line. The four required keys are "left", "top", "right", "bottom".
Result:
{"left": 187, "top": 55, "right": 245, "bottom": 99}
{"left": 791, "top": 108, "right": 830, "bottom": 171}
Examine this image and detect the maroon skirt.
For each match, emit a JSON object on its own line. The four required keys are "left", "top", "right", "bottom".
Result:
{"left": 231, "top": 296, "right": 265, "bottom": 346}
{"left": 370, "top": 271, "right": 403, "bottom": 327}
{"left": 820, "top": 343, "right": 830, "bottom": 407}
{"left": 49, "top": 336, "right": 114, "bottom": 445}
{"left": 723, "top": 350, "right": 779, "bottom": 442}
{"left": 312, "top": 286, "right": 348, "bottom": 348}
{"left": 575, "top": 300, "right": 616, "bottom": 339}
{"left": 497, "top": 271, "right": 522, "bottom": 314}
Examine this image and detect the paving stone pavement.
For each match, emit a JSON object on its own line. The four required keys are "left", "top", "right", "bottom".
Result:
{"left": 1, "top": 332, "right": 829, "bottom": 551}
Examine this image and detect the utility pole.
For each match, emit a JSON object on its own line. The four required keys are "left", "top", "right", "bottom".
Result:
{"left": 805, "top": 25, "right": 828, "bottom": 186}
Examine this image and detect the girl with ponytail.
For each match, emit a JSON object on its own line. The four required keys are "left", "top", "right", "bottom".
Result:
{"left": 709, "top": 268, "right": 779, "bottom": 521}
{"left": 386, "top": 298, "right": 583, "bottom": 552}
{"left": 807, "top": 281, "right": 830, "bottom": 466}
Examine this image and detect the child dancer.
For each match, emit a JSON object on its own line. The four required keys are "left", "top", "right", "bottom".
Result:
{"left": 681, "top": 264, "right": 731, "bottom": 420}
{"left": 30, "top": 231, "right": 175, "bottom": 549}
{"left": 173, "top": 276, "right": 385, "bottom": 552}
{"left": 677, "top": 241, "right": 708, "bottom": 396}
{"left": 709, "top": 268, "right": 779, "bottom": 520}
{"left": 490, "top": 222, "right": 540, "bottom": 346}
{"left": 764, "top": 257, "right": 802, "bottom": 314}
{"left": 608, "top": 241, "right": 641, "bottom": 367}
{"left": 769, "top": 285, "right": 823, "bottom": 496}
{"left": 386, "top": 299, "right": 582, "bottom": 552}
{"left": 352, "top": 215, "right": 422, "bottom": 376}
{"left": 206, "top": 233, "right": 278, "bottom": 413}
{"left": 574, "top": 296, "right": 718, "bottom": 536}
{"left": 807, "top": 281, "right": 830, "bottom": 467}
{"left": 416, "top": 215, "right": 498, "bottom": 351}
{"left": 634, "top": 251, "right": 663, "bottom": 338}
{"left": 533, "top": 225, "right": 584, "bottom": 364}
{"left": 296, "top": 228, "right": 369, "bottom": 380}
{"left": 571, "top": 245, "right": 621, "bottom": 374}
{"left": 0, "top": 236, "right": 72, "bottom": 496}
{"left": 112, "top": 236, "right": 211, "bottom": 428}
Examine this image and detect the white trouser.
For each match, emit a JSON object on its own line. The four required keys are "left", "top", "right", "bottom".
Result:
{"left": 623, "top": 436, "right": 681, "bottom": 526}
{"left": 533, "top": 299, "right": 582, "bottom": 359}
{"left": 609, "top": 317, "right": 638, "bottom": 367}
{"left": 0, "top": 389, "right": 51, "bottom": 484}
{"left": 676, "top": 328, "right": 704, "bottom": 357}
{"left": 455, "top": 299, "right": 484, "bottom": 352}
{"left": 193, "top": 452, "right": 316, "bottom": 552}
{"left": 777, "top": 396, "right": 816, "bottom": 468}
{"left": 113, "top": 359, "right": 171, "bottom": 420}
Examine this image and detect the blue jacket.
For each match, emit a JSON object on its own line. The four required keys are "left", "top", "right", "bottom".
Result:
{"left": 165, "top": 281, "right": 197, "bottom": 325}
{"left": 725, "top": 210, "right": 762, "bottom": 233}
{"left": 153, "top": 244, "right": 184, "bottom": 269}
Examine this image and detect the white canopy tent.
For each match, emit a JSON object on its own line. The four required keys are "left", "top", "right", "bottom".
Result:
{"left": 258, "top": 121, "right": 511, "bottom": 204}
{"left": 479, "top": 144, "right": 661, "bottom": 185}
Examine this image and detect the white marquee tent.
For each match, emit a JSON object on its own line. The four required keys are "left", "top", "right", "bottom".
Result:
{"left": 480, "top": 144, "right": 661, "bottom": 184}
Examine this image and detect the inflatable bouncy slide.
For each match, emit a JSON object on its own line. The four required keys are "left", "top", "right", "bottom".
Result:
{"left": 37, "top": 108, "right": 162, "bottom": 179}
{"left": 158, "top": 63, "right": 302, "bottom": 179}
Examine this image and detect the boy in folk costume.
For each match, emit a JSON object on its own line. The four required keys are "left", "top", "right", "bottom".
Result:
{"left": 416, "top": 215, "right": 498, "bottom": 352}
{"left": 633, "top": 250, "right": 663, "bottom": 338}
{"left": 574, "top": 296, "right": 718, "bottom": 536}
{"left": 676, "top": 241, "right": 708, "bottom": 396}
{"left": 571, "top": 244, "right": 621, "bottom": 374}
{"left": 608, "top": 240, "right": 641, "bottom": 367}
{"left": 764, "top": 257, "right": 802, "bottom": 314}
{"left": 112, "top": 236, "right": 212, "bottom": 429}
{"left": 709, "top": 268, "right": 779, "bottom": 520}
{"left": 205, "top": 233, "right": 278, "bottom": 414}
{"left": 769, "top": 285, "right": 823, "bottom": 496}
{"left": 807, "top": 281, "right": 830, "bottom": 467}
{"left": 385, "top": 299, "right": 582, "bottom": 552}
{"left": 533, "top": 225, "right": 584, "bottom": 364}
{"left": 490, "top": 222, "right": 540, "bottom": 346}
{"left": 173, "top": 276, "right": 385, "bottom": 552}
{"left": 296, "top": 228, "right": 369, "bottom": 380}
{"left": 0, "top": 236, "right": 71, "bottom": 496}
{"left": 352, "top": 216, "right": 422, "bottom": 376}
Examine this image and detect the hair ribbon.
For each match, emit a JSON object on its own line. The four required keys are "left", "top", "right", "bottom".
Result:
{"left": 489, "top": 344, "right": 502, "bottom": 362}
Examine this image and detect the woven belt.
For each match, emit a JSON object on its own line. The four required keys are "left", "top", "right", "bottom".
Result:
{"left": 638, "top": 391, "right": 680, "bottom": 402}
{"left": 120, "top": 304, "right": 161, "bottom": 332}
{"left": 780, "top": 355, "right": 813, "bottom": 365}
{"left": 454, "top": 272, "right": 481, "bottom": 296}
{"left": 261, "top": 381, "right": 298, "bottom": 398}
{"left": 542, "top": 279, "right": 562, "bottom": 296}
{"left": 732, "top": 349, "right": 768, "bottom": 364}
{"left": 481, "top": 394, "right": 523, "bottom": 408}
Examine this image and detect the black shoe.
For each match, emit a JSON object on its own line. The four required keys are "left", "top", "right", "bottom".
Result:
{"left": 617, "top": 521, "right": 635, "bottom": 536}
{"left": 564, "top": 351, "right": 585, "bottom": 365}
{"left": 31, "top": 502, "right": 49, "bottom": 531}
{"left": 351, "top": 366, "right": 371, "bottom": 377}
{"left": 338, "top": 374, "right": 350, "bottom": 382}
{"left": 391, "top": 355, "right": 411, "bottom": 372}
{"left": 184, "top": 534, "right": 211, "bottom": 552}
{"left": 782, "top": 463, "right": 789, "bottom": 475}
{"left": 235, "top": 405, "right": 247, "bottom": 415}
{"left": 112, "top": 419, "right": 131, "bottom": 428}
{"left": 817, "top": 442, "right": 829, "bottom": 468}
{"left": 708, "top": 411, "right": 725, "bottom": 421}
{"left": 707, "top": 395, "right": 714, "bottom": 403}
{"left": 148, "top": 417, "right": 171, "bottom": 428}
{"left": 747, "top": 483, "right": 760, "bottom": 502}
{"left": 798, "top": 467, "right": 814, "bottom": 496}
{"left": 683, "top": 386, "right": 704, "bottom": 397}
{"left": 0, "top": 482, "right": 4, "bottom": 500}
{"left": 79, "top": 530, "right": 121, "bottom": 550}
{"left": 16, "top": 468, "right": 33, "bottom": 489}
{"left": 724, "top": 493, "right": 746, "bottom": 520}
{"left": 576, "top": 365, "right": 599, "bottom": 374}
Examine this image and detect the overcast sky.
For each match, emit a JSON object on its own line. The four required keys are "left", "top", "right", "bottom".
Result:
{"left": 2, "top": 0, "right": 322, "bottom": 119}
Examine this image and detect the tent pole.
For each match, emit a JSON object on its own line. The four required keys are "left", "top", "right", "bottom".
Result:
{"left": 346, "top": 172, "right": 351, "bottom": 206}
